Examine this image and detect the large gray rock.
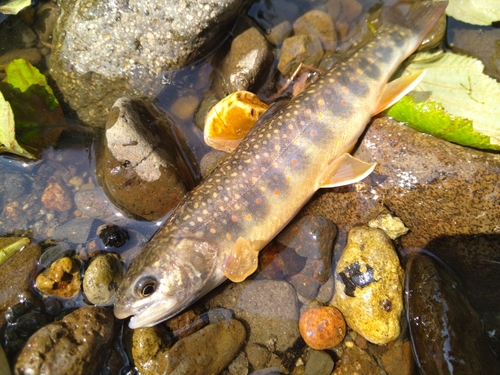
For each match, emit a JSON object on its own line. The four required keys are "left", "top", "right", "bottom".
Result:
{"left": 49, "top": 0, "right": 251, "bottom": 127}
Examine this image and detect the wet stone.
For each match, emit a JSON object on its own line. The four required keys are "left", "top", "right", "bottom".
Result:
{"left": 277, "top": 215, "right": 337, "bottom": 299}
{"left": 98, "top": 224, "right": 129, "bottom": 248}
{"left": 0, "top": 242, "right": 42, "bottom": 327}
{"left": 299, "top": 306, "right": 346, "bottom": 350}
{"left": 83, "top": 253, "right": 123, "bottom": 305}
{"left": 368, "top": 213, "right": 408, "bottom": 240}
{"left": 41, "top": 181, "right": 73, "bottom": 212}
{"left": 333, "top": 227, "right": 404, "bottom": 345}
{"left": 74, "top": 187, "right": 131, "bottom": 227}
{"left": 35, "top": 256, "right": 81, "bottom": 299}
{"left": 52, "top": 218, "right": 94, "bottom": 244}
{"left": 267, "top": 21, "right": 293, "bottom": 46}
{"left": 97, "top": 97, "right": 188, "bottom": 220}
{"left": 14, "top": 306, "right": 115, "bottom": 375}
{"left": 212, "top": 26, "right": 274, "bottom": 98}
{"left": 304, "top": 348, "right": 334, "bottom": 375}
{"left": 293, "top": 9, "right": 337, "bottom": 53}
{"left": 380, "top": 340, "right": 414, "bottom": 375}
{"left": 209, "top": 280, "right": 300, "bottom": 352}
{"left": 332, "top": 344, "right": 384, "bottom": 375}
{"left": 278, "top": 34, "right": 324, "bottom": 77}
{"left": 406, "top": 254, "right": 500, "bottom": 374}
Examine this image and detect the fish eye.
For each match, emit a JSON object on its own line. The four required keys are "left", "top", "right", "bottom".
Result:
{"left": 136, "top": 276, "right": 157, "bottom": 297}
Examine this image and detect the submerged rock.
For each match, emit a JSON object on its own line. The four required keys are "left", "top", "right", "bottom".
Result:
{"left": 35, "top": 257, "right": 81, "bottom": 299}
{"left": 333, "top": 226, "right": 404, "bottom": 345}
{"left": 14, "top": 306, "right": 115, "bottom": 375}
{"left": 299, "top": 306, "right": 346, "bottom": 350}
{"left": 406, "top": 254, "right": 500, "bottom": 374}
{"left": 97, "top": 97, "right": 188, "bottom": 220}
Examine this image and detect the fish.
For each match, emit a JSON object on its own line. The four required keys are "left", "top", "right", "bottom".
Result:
{"left": 114, "top": 1, "right": 448, "bottom": 329}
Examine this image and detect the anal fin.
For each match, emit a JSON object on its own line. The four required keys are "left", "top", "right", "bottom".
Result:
{"left": 374, "top": 71, "right": 425, "bottom": 114}
{"left": 319, "top": 153, "right": 376, "bottom": 188}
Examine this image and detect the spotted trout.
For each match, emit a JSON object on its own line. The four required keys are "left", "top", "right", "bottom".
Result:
{"left": 114, "top": 1, "right": 448, "bottom": 328}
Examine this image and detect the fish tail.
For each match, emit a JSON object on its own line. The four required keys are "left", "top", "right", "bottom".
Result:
{"left": 380, "top": 1, "right": 448, "bottom": 49}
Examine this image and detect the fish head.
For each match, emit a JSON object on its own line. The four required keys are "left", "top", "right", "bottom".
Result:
{"left": 114, "top": 232, "right": 221, "bottom": 328}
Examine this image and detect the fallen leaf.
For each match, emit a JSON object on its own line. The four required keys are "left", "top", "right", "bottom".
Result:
{"left": 447, "top": 0, "right": 500, "bottom": 26}
{"left": 0, "top": 0, "right": 31, "bottom": 15}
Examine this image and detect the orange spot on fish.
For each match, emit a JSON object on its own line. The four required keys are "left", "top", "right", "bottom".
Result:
{"left": 341, "top": 100, "right": 347, "bottom": 106}
{"left": 357, "top": 68, "right": 364, "bottom": 74}
{"left": 226, "top": 233, "right": 232, "bottom": 240}
{"left": 231, "top": 215, "right": 238, "bottom": 222}
{"left": 338, "top": 116, "right": 343, "bottom": 121}
{"left": 291, "top": 159, "right": 298, "bottom": 165}
{"left": 272, "top": 162, "right": 278, "bottom": 168}
{"left": 359, "top": 81, "right": 364, "bottom": 85}
{"left": 246, "top": 214, "right": 252, "bottom": 220}
{"left": 310, "top": 130, "right": 317, "bottom": 137}
{"left": 318, "top": 99, "right": 325, "bottom": 105}
{"left": 342, "top": 87, "right": 349, "bottom": 92}
{"left": 274, "top": 189, "right": 280, "bottom": 196}
{"left": 368, "top": 58, "right": 375, "bottom": 63}
{"left": 306, "top": 109, "right": 312, "bottom": 114}
{"left": 286, "top": 175, "right": 291, "bottom": 181}
{"left": 255, "top": 198, "right": 262, "bottom": 204}
{"left": 325, "top": 89, "right": 331, "bottom": 94}
{"left": 261, "top": 167, "right": 267, "bottom": 173}
{"left": 318, "top": 113, "right": 323, "bottom": 119}
{"left": 275, "top": 145, "right": 281, "bottom": 151}
{"left": 349, "top": 77, "right": 355, "bottom": 82}
{"left": 210, "top": 228, "right": 216, "bottom": 234}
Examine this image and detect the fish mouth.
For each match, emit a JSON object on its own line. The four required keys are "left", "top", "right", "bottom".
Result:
{"left": 122, "top": 299, "right": 179, "bottom": 329}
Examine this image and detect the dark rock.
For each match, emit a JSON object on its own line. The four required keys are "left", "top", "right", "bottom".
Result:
{"left": 49, "top": 0, "right": 252, "bottom": 127}
{"left": 98, "top": 224, "right": 129, "bottom": 248}
{"left": 14, "top": 306, "right": 115, "bottom": 375}
{"left": 97, "top": 98, "right": 188, "bottom": 220}
{"left": 406, "top": 254, "right": 500, "bottom": 375}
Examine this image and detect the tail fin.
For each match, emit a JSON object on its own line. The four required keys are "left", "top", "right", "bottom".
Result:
{"left": 381, "top": 1, "right": 448, "bottom": 40}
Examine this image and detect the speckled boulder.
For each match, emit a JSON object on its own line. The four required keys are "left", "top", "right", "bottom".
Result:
{"left": 333, "top": 226, "right": 404, "bottom": 345}
{"left": 14, "top": 306, "right": 115, "bottom": 375}
{"left": 49, "top": 0, "right": 252, "bottom": 127}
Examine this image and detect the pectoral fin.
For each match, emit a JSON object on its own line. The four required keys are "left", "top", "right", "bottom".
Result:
{"left": 223, "top": 236, "right": 260, "bottom": 282}
{"left": 319, "top": 153, "right": 376, "bottom": 188}
{"left": 374, "top": 71, "right": 425, "bottom": 114}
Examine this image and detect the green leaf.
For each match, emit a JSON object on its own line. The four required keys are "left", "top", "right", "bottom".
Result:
{"left": 0, "top": 91, "right": 36, "bottom": 158}
{"left": 387, "top": 96, "right": 500, "bottom": 151}
{"left": 392, "top": 51, "right": 500, "bottom": 148}
{"left": 447, "top": 0, "right": 500, "bottom": 26}
{"left": 5, "top": 58, "right": 59, "bottom": 110}
{"left": 0, "top": 0, "right": 31, "bottom": 15}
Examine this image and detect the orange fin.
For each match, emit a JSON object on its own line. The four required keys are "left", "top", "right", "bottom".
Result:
{"left": 223, "top": 237, "right": 259, "bottom": 282}
{"left": 374, "top": 71, "right": 425, "bottom": 114}
{"left": 319, "top": 153, "right": 376, "bottom": 188}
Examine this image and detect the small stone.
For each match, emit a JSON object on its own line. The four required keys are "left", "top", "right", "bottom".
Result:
{"left": 0, "top": 48, "right": 42, "bottom": 67}
{"left": 98, "top": 224, "right": 129, "bottom": 248}
{"left": 278, "top": 34, "right": 324, "bottom": 77}
{"left": 293, "top": 10, "right": 337, "bottom": 52}
{"left": 83, "top": 253, "right": 123, "bottom": 305}
{"left": 228, "top": 351, "right": 249, "bottom": 375}
{"left": 381, "top": 340, "right": 414, "bottom": 375}
{"left": 245, "top": 343, "right": 271, "bottom": 370}
{"left": 368, "top": 213, "right": 408, "bottom": 239}
{"left": 170, "top": 94, "right": 199, "bottom": 120}
{"left": 304, "top": 349, "right": 334, "bottom": 375}
{"left": 35, "top": 257, "right": 81, "bottom": 299}
{"left": 267, "top": 21, "right": 292, "bottom": 46}
{"left": 68, "top": 176, "right": 84, "bottom": 187}
{"left": 41, "top": 181, "right": 73, "bottom": 211}
{"left": 332, "top": 345, "right": 384, "bottom": 375}
{"left": 14, "top": 306, "right": 115, "bottom": 375}
{"left": 333, "top": 227, "right": 404, "bottom": 345}
{"left": 299, "top": 306, "right": 346, "bottom": 350}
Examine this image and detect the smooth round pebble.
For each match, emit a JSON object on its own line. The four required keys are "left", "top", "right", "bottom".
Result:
{"left": 299, "top": 306, "right": 346, "bottom": 350}
{"left": 83, "top": 253, "right": 123, "bottom": 305}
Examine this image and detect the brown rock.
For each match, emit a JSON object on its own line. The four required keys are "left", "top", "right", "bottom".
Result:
{"left": 97, "top": 98, "right": 189, "bottom": 220}
{"left": 0, "top": 242, "right": 41, "bottom": 327}
{"left": 41, "top": 181, "right": 73, "bottom": 211}
{"left": 278, "top": 34, "right": 324, "bottom": 77}
{"left": 333, "top": 344, "right": 384, "bottom": 375}
{"left": 14, "top": 306, "right": 115, "bottom": 375}
{"left": 381, "top": 340, "right": 414, "bottom": 375}
{"left": 293, "top": 9, "right": 337, "bottom": 52}
{"left": 299, "top": 306, "right": 346, "bottom": 350}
